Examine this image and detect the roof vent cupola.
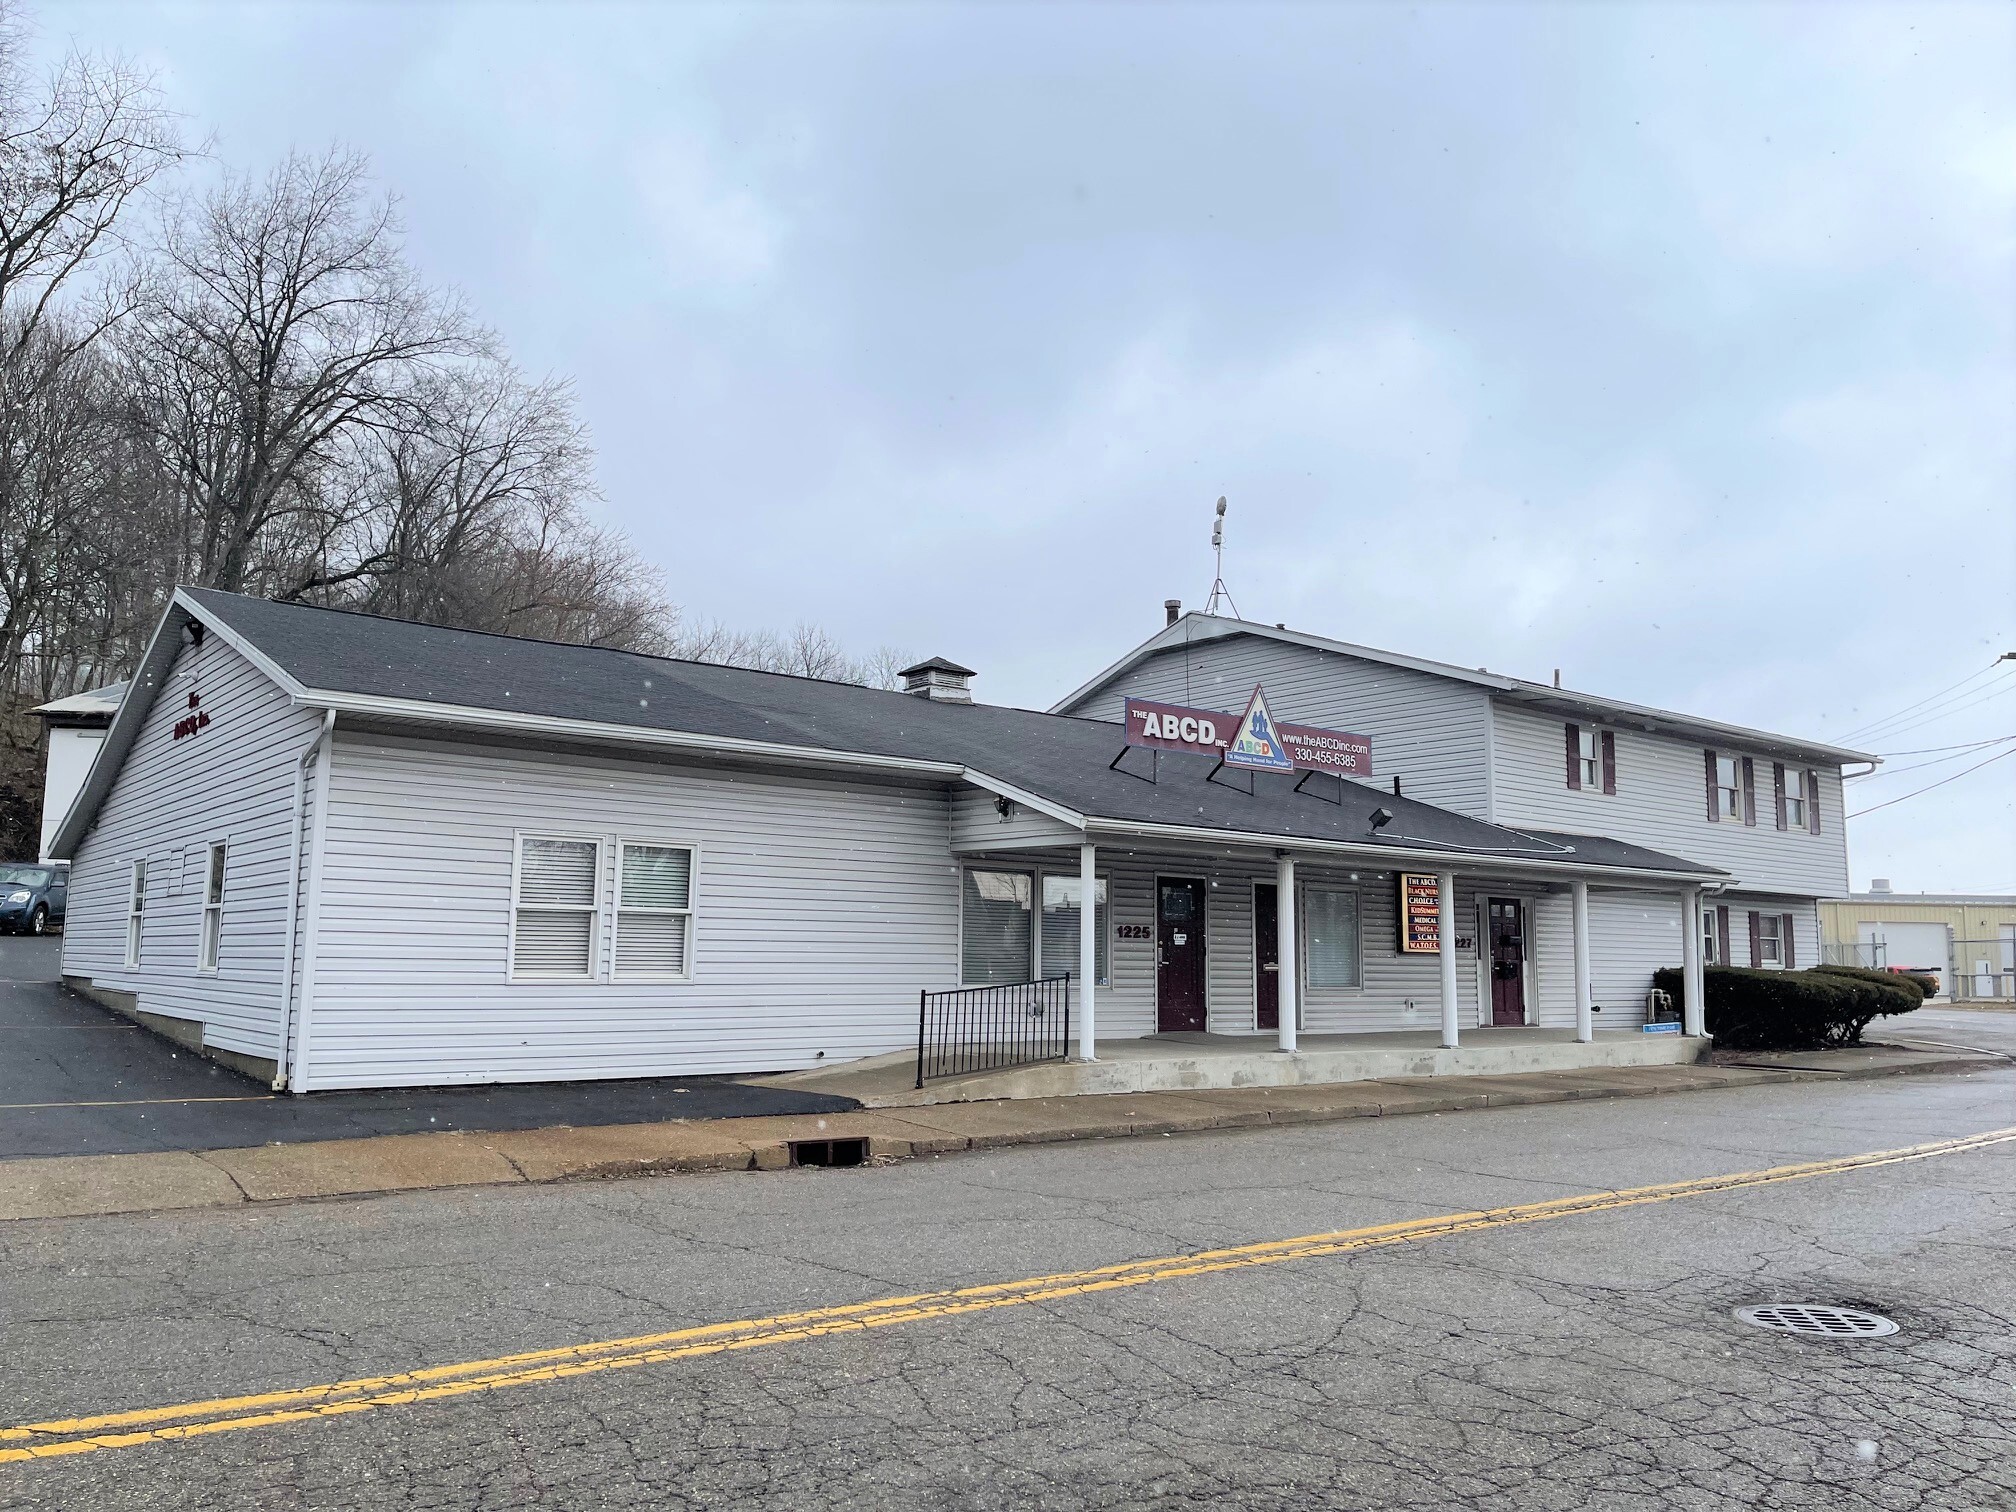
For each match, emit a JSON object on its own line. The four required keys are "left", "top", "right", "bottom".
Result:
{"left": 898, "top": 656, "right": 976, "bottom": 704}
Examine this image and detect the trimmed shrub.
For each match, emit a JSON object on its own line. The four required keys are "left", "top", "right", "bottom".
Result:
{"left": 1651, "top": 965, "right": 1922, "bottom": 1051}
{"left": 1812, "top": 963, "right": 1938, "bottom": 1003}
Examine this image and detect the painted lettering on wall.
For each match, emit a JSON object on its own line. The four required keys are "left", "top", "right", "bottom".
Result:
{"left": 172, "top": 690, "right": 211, "bottom": 742}
{"left": 1399, "top": 871, "right": 1442, "bottom": 954}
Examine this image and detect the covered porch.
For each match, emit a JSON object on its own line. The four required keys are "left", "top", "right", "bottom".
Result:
{"left": 924, "top": 815, "right": 1711, "bottom": 1096}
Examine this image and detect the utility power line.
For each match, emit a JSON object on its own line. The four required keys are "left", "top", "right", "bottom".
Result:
{"left": 1843, "top": 667, "right": 2016, "bottom": 747}
{"left": 1848, "top": 733, "right": 2016, "bottom": 780}
{"left": 1836, "top": 659, "right": 2009, "bottom": 742}
{"left": 1846, "top": 743, "right": 2016, "bottom": 820}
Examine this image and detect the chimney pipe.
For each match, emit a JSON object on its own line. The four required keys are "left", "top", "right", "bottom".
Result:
{"left": 1552, "top": 668, "right": 1561, "bottom": 688}
{"left": 1164, "top": 599, "right": 1181, "bottom": 628}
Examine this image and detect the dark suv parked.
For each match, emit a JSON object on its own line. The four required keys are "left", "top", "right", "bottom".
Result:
{"left": 0, "top": 864, "right": 66, "bottom": 935}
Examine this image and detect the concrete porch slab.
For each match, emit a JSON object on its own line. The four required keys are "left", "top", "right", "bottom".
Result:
{"left": 759, "top": 1027, "right": 1709, "bottom": 1107}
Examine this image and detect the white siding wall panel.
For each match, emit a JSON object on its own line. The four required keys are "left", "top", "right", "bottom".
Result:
{"left": 949, "top": 787, "right": 1082, "bottom": 852}
{"left": 1491, "top": 701, "right": 1850, "bottom": 896}
{"left": 305, "top": 736, "right": 959, "bottom": 1087}
{"left": 1061, "top": 637, "right": 1495, "bottom": 817}
{"left": 60, "top": 639, "right": 319, "bottom": 1058}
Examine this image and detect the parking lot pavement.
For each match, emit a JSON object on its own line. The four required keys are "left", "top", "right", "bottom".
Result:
{"left": 0, "top": 937, "right": 857, "bottom": 1160}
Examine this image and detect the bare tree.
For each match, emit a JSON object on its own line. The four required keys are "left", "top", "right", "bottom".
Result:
{"left": 118, "top": 148, "right": 471, "bottom": 594}
{"left": 0, "top": 6, "right": 179, "bottom": 856}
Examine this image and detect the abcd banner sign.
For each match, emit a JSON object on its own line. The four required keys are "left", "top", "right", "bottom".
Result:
{"left": 1121, "top": 689, "right": 1373, "bottom": 778}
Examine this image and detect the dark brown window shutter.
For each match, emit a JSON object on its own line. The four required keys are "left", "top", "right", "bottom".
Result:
{"left": 1741, "top": 758, "right": 1757, "bottom": 826}
{"left": 1773, "top": 763, "right": 1787, "bottom": 830}
{"left": 1806, "top": 770, "right": 1822, "bottom": 834}
{"left": 1704, "top": 750, "right": 1719, "bottom": 819}
{"left": 1600, "top": 731, "right": 1616, "bottom": 795}
{"left": 1783, "top": 913, "right": 1797, "bottom": 969}
{"left": 1747, "top": 910, "right": 1762, "bottom": 967}
{"left": 1565, "top": 723, "right": 1581, "bottom": 790}
{"left": 1716, "top": 905, "right": 1730, "bottom": 965}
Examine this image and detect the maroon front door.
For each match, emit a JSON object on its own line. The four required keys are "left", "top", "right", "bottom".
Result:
{"left": 1157, "top": 878, "right": 1208, "bottom": 1032}
{"left": 1254, "top": 882, "right": 1279, "bottom": 1030}
{"left": 1488, "top": 897, "right": 1526, "bottom": 1025}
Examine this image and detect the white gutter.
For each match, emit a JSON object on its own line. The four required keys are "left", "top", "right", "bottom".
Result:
{"left": 288, "top": 713, "right": 338, "bottom": 1095}
{"left": 272, "top": 709, "right": 334, "bottom": 1091}
{"left": 1080, "top": 816, "right": 1725, "bottom": 886}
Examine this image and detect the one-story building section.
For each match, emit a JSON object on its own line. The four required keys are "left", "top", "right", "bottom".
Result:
{"left": 52, "top": 589, "right": 1730, "bottom": 1092}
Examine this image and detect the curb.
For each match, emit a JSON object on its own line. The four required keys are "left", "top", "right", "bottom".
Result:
{"left": 0, "top": 1053, "right": 1994, "bottom": 1224}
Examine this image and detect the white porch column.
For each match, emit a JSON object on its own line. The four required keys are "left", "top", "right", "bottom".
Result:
{"left": 1438, "top": 870, "right": 1460, "bottom": 1049}
{"left": 1276, "top": 852, "right": 1298, "bottom": 1053}
{"left": 1076, "top": 842, "right": 1098, "bottom": 1062}
{"left": 1571, "top": 880, "right": 1593, "bottom": 1044}
{"left": 1681, "top": 885, "right": 1705, "bottom": 1037}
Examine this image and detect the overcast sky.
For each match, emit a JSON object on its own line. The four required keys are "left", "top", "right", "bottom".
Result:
{"left": 32, "top": 0, "right": 2016, "bottom": 892}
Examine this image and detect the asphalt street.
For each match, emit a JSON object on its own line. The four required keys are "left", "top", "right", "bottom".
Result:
{"left": 2, "top": 1059, "right": 2013, "bottom": 1510}
{"left": 0, "top": 937, "right": 854, "bottom": 1157}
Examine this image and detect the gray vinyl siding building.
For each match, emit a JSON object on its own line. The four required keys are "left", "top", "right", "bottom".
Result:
{"left": 55, "top": 591, "right": 1769, "bottom": 1092}
{"left": 1057, "top": 613, "right": 1870, "bottom": 1008}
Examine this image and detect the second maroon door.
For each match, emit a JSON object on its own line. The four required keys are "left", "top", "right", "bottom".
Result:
{"left": 1254, "top": 882, "right": 1279, "bottom": 1030}
{"left": 1157, "top": 878, "right": 1208, "bottom": 1032}
{"left": 1488, "top": 897, "right": 1527, "bottom": 1025}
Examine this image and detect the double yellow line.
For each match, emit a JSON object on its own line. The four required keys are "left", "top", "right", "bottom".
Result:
{"left": 6, "top": 1123, "right": 2013, "bottom": 1467}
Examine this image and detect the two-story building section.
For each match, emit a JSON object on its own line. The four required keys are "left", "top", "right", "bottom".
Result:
{"left": 1055, "top": 609, "right": 1876, "bottom": 1025}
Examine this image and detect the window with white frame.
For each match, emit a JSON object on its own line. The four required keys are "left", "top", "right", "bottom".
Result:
{"left": 1757, "top": 912, "right": 1784, "bottom": 967}
{"left": 1715, "top": 755, "right": 1742, "bottom": 820}
{"left": 1784, "top": 770, "right": 1809, "bottom": 829}
{"left": 1702, "top": 908, "right": 1719, "bottom": 966}
{"left": 1038, "top": 874, "right": 1109, "bottom": 987}
{"left": 126, "top": 859, "right": 146, "bottom": 966}
{"left": 1303, "top": 885, "right": 1362, "bottom": 989}
{"left": 962, "top": 868, "right": 1033, "bottom": 985}
{"left": 1577, "top": 728, "right": 1601, "bottom": 789}
{"left": 512, "top": 835, "right": 602, "bottom": 979}
{"left": 613, "top": 842, "right": 694, "bottom": 979}
{"left": 198, "top": 843, "right": 227, "bottom": 972}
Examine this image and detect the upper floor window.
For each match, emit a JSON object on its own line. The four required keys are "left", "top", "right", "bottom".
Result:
{"left": 1565, "top": 724, "right": 1615, "bottom": 794}
{"left": 1705, "top": 751, "right": 1754, "bottom": 824}
{"left": 1782, "top": 770, "right": 1808, "bottom": 830}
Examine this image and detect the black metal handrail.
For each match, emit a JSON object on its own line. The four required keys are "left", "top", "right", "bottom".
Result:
{"left": 916, "top": 974, "right": 1072, "bottom": 1087}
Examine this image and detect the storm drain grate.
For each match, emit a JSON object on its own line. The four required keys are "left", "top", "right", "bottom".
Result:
{"left": 1734, "top": 1304, "right": 1898, "bottom": 1339}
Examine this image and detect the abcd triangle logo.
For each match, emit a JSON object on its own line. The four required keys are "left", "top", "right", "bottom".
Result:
{"left": 1223, "top": 686, "right": 1294, "bottom": 772}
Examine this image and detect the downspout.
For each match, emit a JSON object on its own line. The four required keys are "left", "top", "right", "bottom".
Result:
{"left": 273, "top": 709, "right": 334, "bottom": 1091}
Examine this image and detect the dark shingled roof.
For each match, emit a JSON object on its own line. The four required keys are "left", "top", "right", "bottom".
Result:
{"left": 185, "top": 590, "right": 1724, "bottom": 878}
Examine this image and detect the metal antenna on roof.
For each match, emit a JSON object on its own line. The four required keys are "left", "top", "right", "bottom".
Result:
{"left": 1203, "top": 496, "right": 1242, "bottom": 619}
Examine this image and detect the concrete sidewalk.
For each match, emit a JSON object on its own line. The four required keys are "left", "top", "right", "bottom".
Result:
{"left": 0, "top": 1043, "right": 1998, "bottom": 1224}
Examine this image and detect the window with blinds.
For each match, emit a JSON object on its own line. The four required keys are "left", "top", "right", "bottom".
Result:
{"left": 614, "top": 842, "right": 694, "bottom": 979}
{"left": 962, "top": 869, "right": 1033, "bottom": 985}
{"left": 1038, "top": 875, "right": 1109, "bottom": 986}
{"left": 1303, "top": 886, "right": 1361, "bottom": 989}
{"left": 512, "top": 836, "right": 601, "bottom": 978}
